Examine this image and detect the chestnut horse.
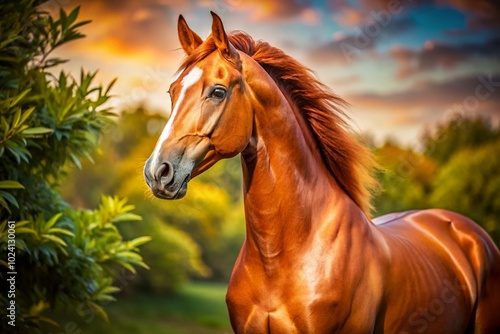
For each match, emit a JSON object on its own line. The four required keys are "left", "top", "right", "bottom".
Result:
{"left": 144, "top": 12, "right": 500, "bottom": 333}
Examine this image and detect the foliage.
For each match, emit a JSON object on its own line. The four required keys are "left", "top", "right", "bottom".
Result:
{"left": 373, "top": 141, "right": 437, "bottom": 215}
{"left": 0, "top": 1, "right": 149, "bottom": 331}
{"left": 430, "top": 140, "right": 500, "bottom": 243}
{"left": 121, "top": 217, "right": 209, "bottom": 293}
{"left": 421, "top": 115, "right": 500, "bottom": 165}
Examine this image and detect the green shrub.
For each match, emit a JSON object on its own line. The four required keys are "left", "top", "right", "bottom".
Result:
{"left": 0, "top": 1, "right": 150, "bottom": 332}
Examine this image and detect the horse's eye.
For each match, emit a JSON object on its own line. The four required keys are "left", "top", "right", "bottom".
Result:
{"left": 209, "top": 87, "right": 226, "bottom": 100}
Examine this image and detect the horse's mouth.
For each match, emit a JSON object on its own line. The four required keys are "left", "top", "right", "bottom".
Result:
{"left": 151, "top": 173, "right": 190, "bottom": 200}
{"left": 173, "top": 174, "right": 190, "bottom": 199}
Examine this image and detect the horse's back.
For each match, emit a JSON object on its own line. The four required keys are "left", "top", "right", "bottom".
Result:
{"left": 375, "top": 209, "right": 500, "bottom": 333}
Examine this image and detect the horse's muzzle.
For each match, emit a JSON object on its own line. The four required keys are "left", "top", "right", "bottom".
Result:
{"left": 144, "top": 157, "right": 190, "bottom": 199}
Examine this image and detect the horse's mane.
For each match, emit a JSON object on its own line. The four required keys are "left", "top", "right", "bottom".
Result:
{"left": 180, "top": 32, "right": 378, "bottom": 216}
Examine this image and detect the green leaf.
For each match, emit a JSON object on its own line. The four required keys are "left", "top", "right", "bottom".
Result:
{"left": 134, "top": 261, "right": 150, "bottom": 270}
{"left": 0, "top": 180, "right": 25, "bottom": 189}
{"left": 9, "top": 89, "right": 31, "bottom": 107}
{"left": 116, "top": 251, "right": 143, "bottom": 260}
{"left": 104, "top": 77, "right": 117, "bottom": 95}
{"left": 0, "top": 259, "right": 8, "bottom": 269}
{"left": 15, "top": 221, "right": 30, "bottom": 228}
{"left": 47, "top": 227, "right": 74, "bottom": 237}
{"left": 6, "top": 147, "right": 20, "bottom": 164}
{"left": 69, "top": 20, "right": 92, "bottom": 32}
{"left": 42, "top": 234, "right": 67, "bottom": 247}
{"left": 0, "top": 190, "right": 18, "bottom": 208}
{"left": 0, "top": 36, "right": 20, "bottom": 49}
{"left": 127, "top": 236, "right": 152, "bottom": 248}
{"left": 19, "top": 106, "right": 35, "bottom": 125}
{"left": 15, "top": 228, "right": 36, "bottom": 235}
{"left": 94, "top": 294, "right": 116, "bottom": 302}
{"left": 59, "top": 97, "right": 76, "bottom": 119}
{"left": 0, "top": 197, "right": 10, "bottom": 213}
{"left": 100, "top": 286, "right": 120, "bottom": 295}
{"left": 45, "top": 213, "right": 63, "bottom": 230}
{"left": 22, "top": 127, "right": 53, "bottom": 135}
{"left": 69, "top": 153, "right": 82, "bottom": 169}
{"left": 12, "top": 108, "right": 21, "bottom": 128}
{"left": 59, "top": 7, "right": 67, "bottom": 29}
{"left": 87, "top": 301, "right": 109, "bottom": 323}
{"left": 66, "top": 6, "right": 80, "bottom": 26}
{"left": 114, "top": 260, "right": 136, "bottom": 274}
{"left": 5, "top": 140, "right": 31, "bottom": 163}
{"left": 38, "top": 316, "right": 60, "bottom": 327}
{"left": 111, "top": 213, "right": 142, "bottom": 223}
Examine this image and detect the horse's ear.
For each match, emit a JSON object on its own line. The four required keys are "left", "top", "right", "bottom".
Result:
{"left": 178, "top": 14, "right": 203, "bottom": 55}
{"left": 210, "top": 11, "right": 238, "bottom": 61}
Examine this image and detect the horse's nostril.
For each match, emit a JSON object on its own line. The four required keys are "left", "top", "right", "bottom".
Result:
{"left": 157, "top": 162, "right": 175, "bottom": 187}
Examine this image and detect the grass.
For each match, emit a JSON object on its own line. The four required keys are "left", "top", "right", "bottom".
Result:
{"left": 44, "top": 282, "right": 232, "bottom": 334}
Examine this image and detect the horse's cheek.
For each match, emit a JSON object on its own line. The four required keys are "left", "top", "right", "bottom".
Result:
{"left": 211, "top": 105, "right": 252, "bottom": 157}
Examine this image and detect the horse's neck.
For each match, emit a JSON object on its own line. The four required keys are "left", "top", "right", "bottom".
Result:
{"left": 241, "top": 83, "right": 365, "bottom": 270}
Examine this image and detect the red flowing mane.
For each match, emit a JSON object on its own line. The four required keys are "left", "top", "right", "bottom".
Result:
{"left": 180, "top": 31, "right": 378, "bottom": 216}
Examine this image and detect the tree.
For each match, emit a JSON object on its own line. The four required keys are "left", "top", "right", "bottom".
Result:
{"left": 373, "top": 141, "right": 437, "bottom": 216}
{"left": 421, "top": 115, "right": 500, "bottom": 165}
{"left": 0, "top": 1, "right": 149, "bottom": 331}
{"left": 430, "top": 140, "right": 500, "bottom": 245}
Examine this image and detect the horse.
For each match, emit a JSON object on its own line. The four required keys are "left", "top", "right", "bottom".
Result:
{"left": 144, "top": 12, "right": 500, "bottom": 333}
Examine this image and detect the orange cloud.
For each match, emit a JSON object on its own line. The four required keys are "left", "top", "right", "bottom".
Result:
{"left": 213, "top": 0, "right": 320, "bottom": 24}
{"left": 334, "top": 7, "right": 365, "bottom": 27}
{"left": 55, "top": 0, "right": 180, "bottom": 64}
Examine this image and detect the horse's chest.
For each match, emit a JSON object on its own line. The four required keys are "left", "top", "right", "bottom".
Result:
{"left": 227, "top": 242, "right": 383, "bottom": 333}
{"left": 226, "top": 276, "right": 377, "bottom": 333}
{"left": 227, "top": 295, "right": 332, "bottom": 333}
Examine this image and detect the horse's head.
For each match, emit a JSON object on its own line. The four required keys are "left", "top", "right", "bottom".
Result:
{"left": 144, "top": 12, "right": 253, "bottom": 199}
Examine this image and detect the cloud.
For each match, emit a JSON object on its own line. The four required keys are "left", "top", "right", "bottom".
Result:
{"left": 329, "top": 0, "right": 416, "bottom": 29}
{"left": 309, "top": 2, "right": 416, "bottom": 65}
{"left": 330, "top": 74, "right": 362, "bottom": 86}
{"left": 308, "top": 33, "right": 378, "bottom": 64}
{"left": 443, "top": 0, "right": 500, "bottom": 29}
{"left": 333, "top": 6, "right": 366, "bottom": 27}
{"left": 361, "top": 0, "right": 500, "bottom": 29}
{"left": 381, "top": 16, "right": 415, "bottom": 35}
{"left": 216, "top": 0, "right": 321, "bottom": 24}
{"left": 347, "top": 73, "right": 500, "bottom": 126}
{"left": 55, "top": 0, "right": 182, "bottom": 64}
{"left": 390, "top": 37, "right": 500, "bottom": 79}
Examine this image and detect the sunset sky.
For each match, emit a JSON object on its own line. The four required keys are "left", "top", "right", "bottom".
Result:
{"left": 48, "top": 0, "right": 500, "bottom": 146}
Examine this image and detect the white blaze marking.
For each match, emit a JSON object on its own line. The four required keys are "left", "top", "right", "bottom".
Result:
{"left": 151, "top": 66, "right": 203, "bottom": 170}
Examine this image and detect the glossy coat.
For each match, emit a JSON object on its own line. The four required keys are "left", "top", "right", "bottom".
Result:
{"left": 144, "top": 12, "right": 500, "bottom": 334}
